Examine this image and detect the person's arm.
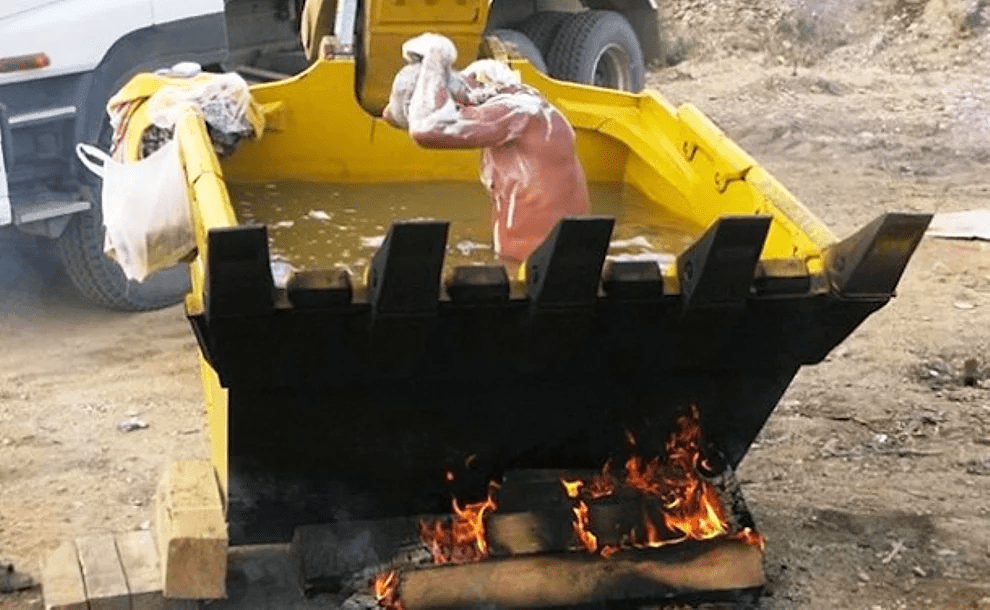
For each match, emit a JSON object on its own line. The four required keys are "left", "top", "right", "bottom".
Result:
{"left": 407, "top": 49, "right": 534, "bottom": 149}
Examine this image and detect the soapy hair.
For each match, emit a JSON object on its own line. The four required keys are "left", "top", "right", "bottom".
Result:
{"left": 385, "top": 38, "right": 528, "bottom": 128}
{"left": 461, "top": 59, "right": 521, "bottom": 87}
{"left": 460, "top": 59, "right": 525, "bottom": 105}
{"left": 385, "top": 63, "right": 421, "bottom": 130}
{"left": 401, "top": 33, "right": 457, "bottom": 65}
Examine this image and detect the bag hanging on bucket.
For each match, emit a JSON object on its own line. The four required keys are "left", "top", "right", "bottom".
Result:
{"left": 75, "top": 137, "right": 194, "bottom": 282}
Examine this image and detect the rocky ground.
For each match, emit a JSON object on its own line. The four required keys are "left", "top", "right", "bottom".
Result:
{"left": 2, "top": 0, "right": 990, "bottom": 608}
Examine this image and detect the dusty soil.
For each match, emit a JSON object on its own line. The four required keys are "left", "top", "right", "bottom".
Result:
{"left": 2, "top": 1, "right": 990, "bottom": 608}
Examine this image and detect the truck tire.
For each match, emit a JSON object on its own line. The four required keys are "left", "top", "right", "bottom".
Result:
{"left": 546, "top": 11, "right": 645, "bottom": 92}
{"left": 57, "top": 191, "right": 191, "bottom": 311}
{"left": 515, "top": 11, "right": 570, "bottom": 58}
{"left": 57, "top": 126, "right": 190, "bottom": 311}
{"left": 489, "top": 29, "right": 548, "bottom": 73}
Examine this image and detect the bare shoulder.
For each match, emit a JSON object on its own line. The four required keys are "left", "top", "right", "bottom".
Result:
{"left": 471, "top": 87, "right": 555, "bottom": 120}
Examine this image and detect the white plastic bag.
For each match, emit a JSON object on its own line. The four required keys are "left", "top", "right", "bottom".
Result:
{"left": 76, "top": 138, "right": 194, "bottom": 282}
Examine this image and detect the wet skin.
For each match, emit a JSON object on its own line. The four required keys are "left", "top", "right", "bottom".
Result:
{"left": 383, "top": 49, "right": 590, "bottom": 263}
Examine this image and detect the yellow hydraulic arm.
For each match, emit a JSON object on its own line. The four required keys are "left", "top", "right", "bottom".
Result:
{"left": 357, "top": 0, "right": 491, "bottom": 114}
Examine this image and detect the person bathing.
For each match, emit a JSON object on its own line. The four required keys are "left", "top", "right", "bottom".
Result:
{"left": 383, "top": 33, "right": 589, "bottom": 264}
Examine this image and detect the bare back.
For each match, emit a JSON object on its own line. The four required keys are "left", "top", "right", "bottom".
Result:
{"left": 479, "top": 99, "right": 589, "bottom": 261}
{"left": 384, "top": 41, "right": 590, "bottom": 263}
{"left": 409, "top": 88, "right": 590, "bottom": 262}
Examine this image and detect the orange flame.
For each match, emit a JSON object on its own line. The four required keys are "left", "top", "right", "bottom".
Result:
{"left": 571, "top": 500, "right": 598, "bottom": 553}
{"left": 640, "top": 509, "right": 688, "bottom": 549}
{"left": 561, "top": 478, "right": 583, "bottom": 499}
{"left": 733, "top": 527, "right": 766, "bottom": 551}
{"left": 419, "top": 480, "right": 499, "bottom": 564}
{"left": 600, "top": 544, "right": 620, "bottom": 559}
{"left": 625, "top": 407, "right": 730, "bottom": 544}
{"left": 562, "top": 406, "right": 762, "bottom": 556}
{"left": 585, "top": 459, "right": 617, "bottom": 500}
{"left": 373, "top": 570, "right": 405, "bottom": 610}
{"left": 562, "top": 478, "right": 601, "bottom": 552}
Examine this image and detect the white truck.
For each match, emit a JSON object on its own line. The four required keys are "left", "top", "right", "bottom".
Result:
{"left": 0, "top": 0, "right": 660, "bottom": 310}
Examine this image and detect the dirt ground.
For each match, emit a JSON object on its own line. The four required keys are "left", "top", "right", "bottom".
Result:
{"left": 2, "top": 1, "right": 990, "bottom": 608}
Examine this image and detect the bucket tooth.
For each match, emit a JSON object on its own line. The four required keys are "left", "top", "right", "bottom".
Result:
{"left": 825, "top": 212, "right": 932, "bottom": 298}
{"left": 517, "top": 216, "right": 613, "bottom": 372}
{"left": 525, "top": 216, "right": 615, "bottom": 311}
{"left": 206, "top": 225, "right": 275, "bottom": 318}
{"left": 602, "top": 260, "right": 665, "bottom": 300}
{"left": 445, "top": 265, "right": 510, "bottom": 305}
{"left": 287, "top": 269, "right": 353, "bottom": 309}
{"left": 367, "top": 221, "right": 449, "bottom": 373}
{"left": 367, "top": 221, "right": 449, "bottom": 315}
{"left": 677, "top": 216, "right": 771, "bottom": 312}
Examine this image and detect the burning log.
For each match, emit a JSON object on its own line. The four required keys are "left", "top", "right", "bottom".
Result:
{"left": 391, "top": 540, "right": 763, "bottom": 610}
{"left": 294, "top": 407, "right": 766, "bottom": 607}
{"left": 293, "top": 492, "right": 761, "bottom": 597}
{"left": 292, "top": 508, "right": 589, "bottom": 595}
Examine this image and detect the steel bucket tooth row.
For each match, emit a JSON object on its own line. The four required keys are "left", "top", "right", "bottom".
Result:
{"left": 187, "top": 212, "right": 931, "bottom": 543}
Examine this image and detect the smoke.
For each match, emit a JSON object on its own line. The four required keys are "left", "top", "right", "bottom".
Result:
{"left": 0, "top": 233, "right": 70, "bottom": 311}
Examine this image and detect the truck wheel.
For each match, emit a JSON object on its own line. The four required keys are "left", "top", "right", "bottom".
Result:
{"left": 489, "top": 29, "right": 547, "bottom": 73}
{"left": 57, "top": 187, "right": 191, "bottom": 311}
{"left": 546, "top": 11, "right": 645, "bottom": 92}
{"left": 57, "top": 122, "right": 190, "bottom": 312}
{"left": 515, "top": 11, "right": 570, "bottom": 58}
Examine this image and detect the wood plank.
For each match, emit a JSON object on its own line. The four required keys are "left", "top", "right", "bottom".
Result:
{"left": 75, "top": 535, "right": 129, "bottom": 610}
{"left": 155, "top": 460, "right": 227, "bottom": 599}
{"left": 397, "top": 540, "right": 765, "bottom": 610}
{"left": 115, "top": 531, "right": 164, "bottom": 610}
{"left": 41, "top": 540, "right": 89, "bottom": 610}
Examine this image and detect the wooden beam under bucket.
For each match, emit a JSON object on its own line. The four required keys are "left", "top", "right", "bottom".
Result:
{"left": 393, "top": 539, "right": 764, "bottom": 610}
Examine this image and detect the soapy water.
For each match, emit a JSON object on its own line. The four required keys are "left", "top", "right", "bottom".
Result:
{"left": 226, "top": 181, "right": 702, "bottom": 285}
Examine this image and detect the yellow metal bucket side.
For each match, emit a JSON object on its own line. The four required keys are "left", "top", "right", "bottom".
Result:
{"left": 511, "top": 63, "right": 837, "bottom": 268}
{"left": 175, "top": 112, "right": 236, "bottom": 495}
{"left": 226, "top": 60, "right": 631, "bottom": 184}
{"left": 222, "top": 60, "right": 485, "bottom": 183}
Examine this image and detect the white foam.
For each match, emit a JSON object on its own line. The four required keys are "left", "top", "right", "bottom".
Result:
{"left": 606, "top": 252, "right": 676, "bottom": 267}
{"left": 307, "top": 209, "right": 332, "bottom": 222}
{"left": 506, "top": 183, "right": 519, "bottom": 229}
{"left": 360, "top": 235, "right": 385, "bottom": 249}
{"left": 454, "top": 240, "right": 491, "bottom": 256}
{"left": 609, "top": 236, "right": 653, "bottom": 250}
{"left": 269, "top": 260, "right": 295, "bottom": 288}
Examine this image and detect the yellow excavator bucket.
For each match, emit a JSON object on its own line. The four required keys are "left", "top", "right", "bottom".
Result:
{"left": 148, "top": 56, "right": 932, "bottom": 543}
